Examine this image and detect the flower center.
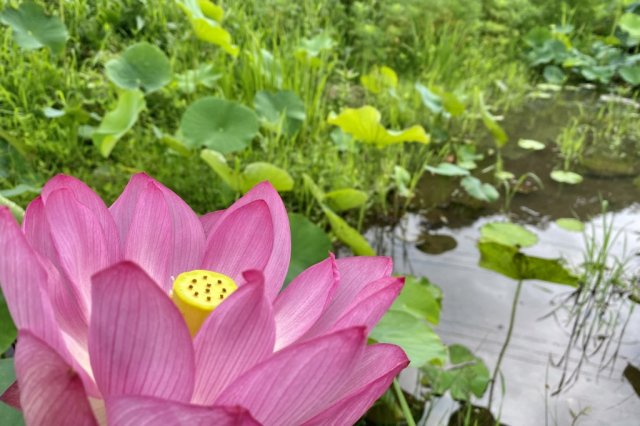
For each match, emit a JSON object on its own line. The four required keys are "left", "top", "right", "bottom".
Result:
{"left": 171, "top": 269, "right": 238, "bottom": 336}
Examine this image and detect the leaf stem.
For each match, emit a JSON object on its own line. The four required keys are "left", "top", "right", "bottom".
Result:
{"left": 393, "top": 379, "right": 416, "bottom": 426}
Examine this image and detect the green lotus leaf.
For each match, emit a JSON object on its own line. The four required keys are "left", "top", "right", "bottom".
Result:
{"left": 425, "top": 163, "right": 470, "bottom": 177}
{"left": 180, "top": 97, "right": 259, "bottom": 154}
{"left": 92, "top": 90, "right": 146, "bottom": 158}
{"left": 176, "top": 0, "right": 238, "bottom": 56}
{"left": 254, "top": 90, "right": 306, "bottom": 136}
{"left": 324, "top": 188, "right": 368, "bottom": 212}
{"left": 323, "top": 207, "right": 375, "bottom": 256}
{"left": 242, "top": 162, "right": 294, "bottom": 193}
{"left": 517, "top": 139, "right": 546, "bottom": 150}
{"left": 361, "top": 66, "right": 398, "bottom": 94}
{"left": 285, "top": 213, "right": 333, "bottom": 285}
{"left": 0, "top": 1, "right": 68, "bottom": 54}
{"left": 328, "top": 106, "right": 429, "bottom": 147}
{"left": 105, "top": 42, "right": 172, "bottom": 93}
{"left": 461, "top": 176, "right": 499, "bottom": 202}
{"left": 550, "top": 170, "right": 583, "bottom": 185}
{"left": 480, "top": 222, "right": 538, "bottom": 248}
{"left": 556, "top": 218, "right": 584, "bottom": 232}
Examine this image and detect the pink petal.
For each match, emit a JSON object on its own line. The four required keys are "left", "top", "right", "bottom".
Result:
{"left": 41, "top": 175, "right": 120, "bottom": 254}
{"left": 201, "top": 200, "right": 273, "bottom": 285}
{"left": 302, "top": 256, "right": 393, "bottom": 338}
{"left": 204, "top": 182, "right": 290, "bottom": 301}
{"left": 273, "top": 255, "right": 339, "bottom": 349}
{"left": 302, "top": 344, "right": 409, "bottom": 426}
{"left": 110, "top": 174, "right": 205, "bottom": 282}
{"left": 192, "top": 270, "right": 275, "bottom": 405}
{"left": 122, "top": 182, "right": 172, "bottom": 290}
{"left": 0, "top": 381, "right": 20, "bottom": 409}
{"left": 44, "top": 188, "right": 121, "bottom": 308}
{"left": 89, "top": 262, "right": 195, "bottom": 401}
{"left": 23, "top": 197, "right": 89, "bottom": 344}
{"left": 329, "top": 277, "right": 404, "bottom": 334}
{"left": 0, "top": 208, "right": 67, "bottom": 357}
{"left": 106, "top": 395, "right": 259, "bottom": 426}
{"left": 14, "top": 331, "right": 97, "bottom": 426}
{"left": 216, "top": 327, "right": 366, "bottom": 425}
{"left": 200, "top": 210, "right": 224, "bottom": 237}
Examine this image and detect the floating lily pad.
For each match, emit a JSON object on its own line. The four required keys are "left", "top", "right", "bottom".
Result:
{"left": 480, "top": 222, "right": 538, "bottom": 248}
{"left": 461, "top": 176, "right": 499, "bottom": 203}
{"left": 518, "top": 138, "right": 546, "bottom": 151}
{"left": 425, "top": 163, "right": 470, "bottom": 177}
{"left": 0, "top": 1, "right": 68, "bottom": 54}
{"left": 285, "top": 213, "right": 333, "bottom": 286}
{"left": 556, "top": 218, "right": 584, "bottom": 232}
{"left": 105, "top": 42, "right": 172, "bottom": 93}
{"left": 254, "top": 90, "right": 306, "bottom": 136}
{"left": 92, "top": 89, "right": 146, "bottom": 158}
{"left": 328, "top": 106, "right": 429, "bottom": 147}
{"left": 181, "top": 97, "right": 259, "bottom": 153}
{"left": 550, "top": 170, "right": 583, "bottom": 184}
{"left": 324, "top": 188, "right": 368, "bottom": 212}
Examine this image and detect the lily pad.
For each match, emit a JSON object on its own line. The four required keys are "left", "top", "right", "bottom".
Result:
{"left": 619, "top": 13, "right": 640, "bottom": 39}
{"left": 556, "top": 218, "right": 584, "bottom": 232}
{"left": 518, "top": 139, "right": 546, "bottom": 151}
{"left": 478, "top": 241, "right": 578, "bottom": 285}
{"left": 105, "top": 42, "right": 172, "bottom": 93}
{"left": 328, "top": 106, "right": 429, "bottom": 147}
{"left": 323, "top": 207, "right": 375, "bottom": 256}
{"left": 176, "top": 0, "right": 238, "bottom": 56}
{"left": 285, "top": 213, "right": 333, "bottom": 286}
{"left": 619, "top": 64, "right": 640, "bottom": 85}
{"left": 480, "top": 222, "right": 538, "bottom": 248}
{"left": 370, "top": 310, "right": 447, "bottom": 367}
{"left": 92, "top": 89, "right": 146, "bottom": 158}
{"left": 254, "top": 90, "right": 306, "bottom": 136}
{"left": 324, "top": 188, "right": 368, "bottom": 212}
{"left": 415, "top": 83, "right": 444, "bottom": 114}
{"left": 550, "top": 170, "right": 583, "bottom": 185}
{"left": 0, "top": 1, "right": 68, "bottom": 54}
{"left": 461, "top": 176, "right": 499, "bottom": 203}
{"left": 176, "top": 64, "right": 222, "bottom": 93}
{"left": 425, "top": 163, "right": 470, "bottom": 177}
{"left": 180, "top": 97, "right": 259, "bottom": 154}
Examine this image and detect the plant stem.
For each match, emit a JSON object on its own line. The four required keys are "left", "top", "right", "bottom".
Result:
{"left": 393, "top": 379, "right": 416, "bottom": 426}
{"left": 488, "top": 278, "right": 524, "bottom": 409}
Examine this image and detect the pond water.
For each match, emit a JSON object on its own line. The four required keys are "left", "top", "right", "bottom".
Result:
{"left": 373, "top": 92, "right": 640, "bottom": 425}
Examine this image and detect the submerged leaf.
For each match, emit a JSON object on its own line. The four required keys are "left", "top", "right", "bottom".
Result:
{"left": 323, "top": 207, "right": 375, "bottom": 256}
{"left": 328, "top": 106, "right": 429, "bottom": 147}
{"left": 105, "top": 42, "right": 172, "bottom": 93}
{"left": 92, "top": 90, "right": 146, "bottom": 158}
{"left": 180, "top": 97, "right": 259, "bottom": 153}
{"left": 285, "top": 213, "right": 333, "bottom": 285}
{"left": 0, "top": 1, "right": 68, "bottom": 54}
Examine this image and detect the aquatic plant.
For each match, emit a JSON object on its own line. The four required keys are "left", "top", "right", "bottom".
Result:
{"left": 0, "top": 174, "right": 409, "bottom": 424}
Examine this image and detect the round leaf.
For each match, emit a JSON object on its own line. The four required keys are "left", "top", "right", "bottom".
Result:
{"left": 480, "top": 222, "right": 538, "bottom": 248}
{"left": 619, "top": 65, "right": 640, "bottom": 86}
{"left": 556, "top": 218, "right": 584, "bottom": 232}
{"left": 324, "top": 188, "right": 368, "bottom": 212}
{"left": 517, "top": 139, "right": 545, "bottom": 151}
{"left": 254, "top": 90, "right": 306, "bottom": 136}
{"left": 180, "top": 97, "right": 259, "bottom": 154}
{"left": 105, "top": 42, "right": 172, "bottom": 92}
{"left": 550, "top": 170, "right": 583, "bottom": 185}
{"left": 0, "top": 1, "right": 68, "bottom": 54}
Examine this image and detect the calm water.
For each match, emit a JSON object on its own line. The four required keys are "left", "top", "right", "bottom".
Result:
{"left": 373, "top": 92, "right": 640, "bottom": 425}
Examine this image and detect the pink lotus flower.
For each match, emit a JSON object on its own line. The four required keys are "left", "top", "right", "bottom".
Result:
{"left": 0, "top": 173, "right": 408, "bottom": 425}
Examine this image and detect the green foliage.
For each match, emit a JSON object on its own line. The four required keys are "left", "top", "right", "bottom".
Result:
{"left": 323, "top": 207, "right": 375, "bottom": 256}
{"left": 0, "top": 1, "right": 68, "bottom": 54}
{"left": 254, "top": 90, "right": 306, "bottom": 136}
{"left": 0, "top": 194, "right": 25, "bottom": 222}
{"left": 175, "top": 64, "right": 222, "bottom": 93}
{"left": 480, "top": 222, "right": 538, "bottom": 248}
{"left": 285, "top": 213, "right": 333, "bottom": 285}
{"left": 0, "top": 290, "right": 17, "bottom": 354}
{"left": 92, "top": 89, "right": 146, "bottom": 158}
{"left": 361, "top": 66, "right": 398, "bottom": 95}
{"left": 550, "top": 170, "right": 583, "bottom": 184}
{"left": 556, "top": 218, "right": 585, "bottom": 232}
{"left": 390, "top": 276, "right": 442, "bottom": 325}
{"left": 105, "top": 42, "right": 172, "bottom": 93}
{"left": 518, "top": 138, "right": 545, "bottom": 150}
{"left": 180, "top": 97, "right": 259, "bottom": 153}
{"left": 176, "top": 0, "right": 238, "bottom": 56}
{"left": 461, "top": 176, "right": 500, "bottom": 203}
{"left": 425, "top": 163, "right": 470, "bottom": 177}
{"left": 324, "top": 188, "right": 368, "bottom": 212}
{"left": 0, "top": 359, "right": 23, "bottom": 425}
